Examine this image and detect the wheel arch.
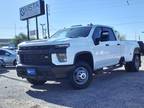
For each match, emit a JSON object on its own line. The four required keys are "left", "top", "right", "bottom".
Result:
{"left": 74, "top": 51, "right": 94, "bottom": 70}
{"left": 133, "top": 47, "right": 141, "bottom": 59}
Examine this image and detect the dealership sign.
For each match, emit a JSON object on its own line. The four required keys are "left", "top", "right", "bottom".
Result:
{"left": 20, "top": 0, "right": 45, "bottom": 20}
{"left": 29, "top": 30, "right": 36, "bottom": 36}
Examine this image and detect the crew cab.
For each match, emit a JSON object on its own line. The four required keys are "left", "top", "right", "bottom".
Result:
{"left": 16, "top": 25, "right": 141, "bottom": 89}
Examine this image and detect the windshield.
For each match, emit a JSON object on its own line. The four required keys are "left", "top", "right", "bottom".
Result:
{"left": 51, "top": 27, "right": 92, "bottom": 39}
{"left": 5, "top": 49, "right": 16, "bottom": 55}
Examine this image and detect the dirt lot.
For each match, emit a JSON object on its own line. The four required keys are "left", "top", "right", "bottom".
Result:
{"left": 1, "top": 59, "right": 144, "bottom": 108}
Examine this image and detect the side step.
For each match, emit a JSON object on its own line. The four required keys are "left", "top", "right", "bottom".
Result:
{"left": 103, "top": 64, "right": 122, "bottom": 72}
{"left": 95, "top": 64, "right": 123, "bottom": 73}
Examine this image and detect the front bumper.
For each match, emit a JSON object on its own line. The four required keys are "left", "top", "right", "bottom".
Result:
{"left": 16, "top": 64, "right": 74, "bottom": 80}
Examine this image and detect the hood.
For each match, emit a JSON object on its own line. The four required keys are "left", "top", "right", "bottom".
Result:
{"left": 18, "top": 37, "right": 72, "bottom": 47}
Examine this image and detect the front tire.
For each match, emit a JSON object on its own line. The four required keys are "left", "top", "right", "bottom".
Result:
{"left": 125, "top": 54, "right": 141, "bottom": 72}
{"left": 69, "top": 61, "right": 93, "bottom": 89}
{"left": 27, "top": 78, "right": 46, "bottom": 85}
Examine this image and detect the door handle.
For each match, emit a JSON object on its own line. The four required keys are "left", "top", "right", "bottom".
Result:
{"left": 105, "top": 44, "right": 109, "bottom": 46}
{"left": 117, "top": 44, "right": 120, "bottom": 46}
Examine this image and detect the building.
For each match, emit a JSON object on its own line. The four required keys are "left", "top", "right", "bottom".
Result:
{"left": 0, "top": 39, "right": 12, "bottom": 47}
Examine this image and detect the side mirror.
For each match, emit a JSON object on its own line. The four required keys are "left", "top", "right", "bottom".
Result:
{"left": 94, "top": 38, "right": 100, "bottom": 45}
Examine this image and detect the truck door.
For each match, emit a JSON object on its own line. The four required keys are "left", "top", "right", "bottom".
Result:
{"left": 92, "top": 27, "right": 121, "bottom": 69}
{"left": 92, "top": 27, "right": 112, "bottom": 69}
{"left": 101, "top": 27, "right": 121, "bottom": 66}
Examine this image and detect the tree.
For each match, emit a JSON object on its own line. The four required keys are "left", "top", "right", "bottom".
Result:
{"left": 12, "top": 33, "right": 28, "bottom": 47}
{"left": 115, "top": 30, "right": 126, "bottom": 41}
{"left": 118, "top": 34, "right": 126, "bottom": 41}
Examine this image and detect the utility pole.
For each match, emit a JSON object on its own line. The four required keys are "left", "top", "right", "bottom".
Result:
{"left": 46, "top": 4, "right": 50, "bottom": 38}
{"left": 40, "top": 24, "right": 46, "bottom": 39}
{"left": 36, "top": 17, "right": 39, "bottom": 40}
{"left": 27, "top": 19, "right": 30, "bottom": 40}
{"left": 139, "top": 35, "right": 141, "bottom": 41}
{"left": 135, "top": 32, "right": 137, "bottom": 40}
{"left": 44, "top": 28, "right": 47, "bottom": 38}
{"left": 14, "top": 24, "right": 17, "bottom": 36}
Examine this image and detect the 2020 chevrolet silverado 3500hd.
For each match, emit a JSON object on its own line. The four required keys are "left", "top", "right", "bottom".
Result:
{"left": 16, "top": 25, "right": 141, "bottom": 89}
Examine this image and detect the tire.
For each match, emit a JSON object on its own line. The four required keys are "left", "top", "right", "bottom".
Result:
{"left": 27, "top": 78, "right": 46, "bottom": 85}
{"left": 69, "top": 61, "right": 93, "bottom": 89}
{"left": 125, "top": 54, "right": 140, "bottom": 72}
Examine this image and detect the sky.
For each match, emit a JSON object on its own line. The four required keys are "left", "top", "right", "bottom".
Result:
{"left": 0, "top": 0, "right": 144, "bottom": 40}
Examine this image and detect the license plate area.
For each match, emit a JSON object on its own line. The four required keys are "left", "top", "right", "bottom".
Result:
{"left": 27, "top": 68, "right": 36, "bottom": 76}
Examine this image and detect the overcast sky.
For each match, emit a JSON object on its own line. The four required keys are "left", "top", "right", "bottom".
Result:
{"left": 0, "top": 0, "right": 144, "bottom": 40}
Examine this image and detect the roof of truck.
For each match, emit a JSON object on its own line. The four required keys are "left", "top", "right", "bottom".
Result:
{"left": 70, "top": 24, "right": 113, "bottom": 29}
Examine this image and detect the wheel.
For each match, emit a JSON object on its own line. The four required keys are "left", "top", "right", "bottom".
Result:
{"left": 27, "top": 78, "right": 46, "bottom": 85}
{"left": 69, "top": 61, "right": 93, "bottom": 89}
{"left": 125, "top": 54, "right": 141, "bottom": 72}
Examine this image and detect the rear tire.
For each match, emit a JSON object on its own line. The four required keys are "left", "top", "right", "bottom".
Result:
{"left": 69, "top": 61, "right": 93, "bottom": 89}
{"left": 27, "top": 78, "right": 46, "bottom": 85}
{"left": 125, "top": 54, "right": 140, "bottom": 72}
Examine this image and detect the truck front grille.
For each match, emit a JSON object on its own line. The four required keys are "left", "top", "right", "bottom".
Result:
{"left": 20, "top": 54, "right": 51, "bottom": 65}
{"left": 19, "top": 45, "right": 54, "bottom": 50}
{"left": 19, "top": 45, "right": 53, "bottom": 66}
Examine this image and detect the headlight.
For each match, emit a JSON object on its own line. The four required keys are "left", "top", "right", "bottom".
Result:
{"left": 55, "top": 44, "right": 70, "bottom": 48}
{"left": 56, "top": 53, "right": 67, "bottom": 62}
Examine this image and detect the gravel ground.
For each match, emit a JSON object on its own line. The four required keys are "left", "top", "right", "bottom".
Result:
{"left": 0, "top": 59, "right": 144, "bottom": 108}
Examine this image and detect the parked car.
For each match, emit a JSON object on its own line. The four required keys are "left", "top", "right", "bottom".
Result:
{"left": 0, "top": 49, "right": 17, "bottom": 66}
{"left": 16, "top": 24, "right": 141, "bottom": 89}
{"left": 1, "top": 46, "right": 17, "bottom": 51}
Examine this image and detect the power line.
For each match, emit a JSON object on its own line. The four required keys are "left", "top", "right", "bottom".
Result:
{"left": 126, "top": 0, "right": 130, "bottom": 5}
{"left": 112, "top": 21, "right": 144, "bottom": 26}
{"left": 50, "top": 0, "right": 144, "bottom": 14}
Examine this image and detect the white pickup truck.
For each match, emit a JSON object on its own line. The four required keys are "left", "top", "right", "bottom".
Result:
{"left": 16, "top": 25, "right": 141, "bottom": 89}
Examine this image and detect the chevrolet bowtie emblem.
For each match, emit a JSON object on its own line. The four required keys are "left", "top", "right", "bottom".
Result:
{"left": 44, "top": 56, "right": 49, "bottom": 59}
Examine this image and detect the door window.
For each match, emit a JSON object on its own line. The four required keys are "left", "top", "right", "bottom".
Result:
{"left": 92, "top": 27, "right": 102, "bottom": 41}
{"left": 92, "top": 27, "right": 102, "bottom": 45}
{"left": 0, "top": 50, "right": 11, "bottom": 56}
{"left": 101, "top": 27, "right": 116, "bottom": 42}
